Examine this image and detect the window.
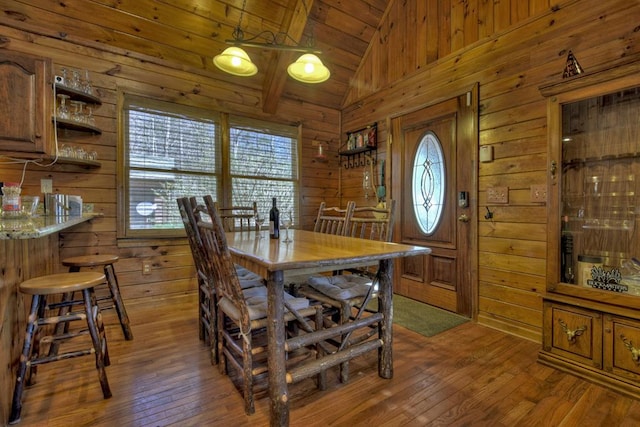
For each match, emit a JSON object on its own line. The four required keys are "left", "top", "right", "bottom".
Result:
{"left": 412, "top": 131, "right": 445, "bottom": 234}
{"left": 119, "top": 93, "right": 299, "bottom": 238}
{"left": 229, "top": 116, "right": 299, "bottom": 220}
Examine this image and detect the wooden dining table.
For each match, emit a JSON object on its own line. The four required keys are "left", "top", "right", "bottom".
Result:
{"left": 226, "top": 228, "right": 431, "bottom": 426}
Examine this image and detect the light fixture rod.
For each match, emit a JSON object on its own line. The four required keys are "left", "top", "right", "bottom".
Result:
{"left": 226, "top": 28, "right": 321, "bottom": 55}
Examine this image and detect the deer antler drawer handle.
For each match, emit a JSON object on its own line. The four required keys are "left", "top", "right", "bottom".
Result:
{"left": 620, "top": 334, "right": 640, "bottom": 364}
{"left": 558, "top": 319, "right": 587, "bottom": 343}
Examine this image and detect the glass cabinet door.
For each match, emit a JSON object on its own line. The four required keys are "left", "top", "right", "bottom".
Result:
{"left": 558, "top": 85, "right": 640, "bottom": 296}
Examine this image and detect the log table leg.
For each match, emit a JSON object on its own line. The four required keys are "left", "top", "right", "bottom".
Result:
{"left": 378, "top": 259, "right": 393, "bottom": 379}
{"left": 267, "top": 269, "right": 288, "bottom": 427}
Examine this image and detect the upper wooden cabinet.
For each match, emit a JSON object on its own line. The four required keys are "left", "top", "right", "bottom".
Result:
{"left": 542, "top": 60, "right": 640, "bottom": 307}
{"left": 0, "top": 51, "right": 52, "bottom": 155}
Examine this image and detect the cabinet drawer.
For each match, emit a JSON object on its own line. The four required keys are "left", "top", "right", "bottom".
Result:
{"left": 604, "top": 315, "right": 640, "bottom": 381}
{"left": 543, "top": 301, "right": 602, "bottom": 368}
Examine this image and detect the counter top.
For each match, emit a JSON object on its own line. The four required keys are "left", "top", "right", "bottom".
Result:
{"left": 0, "top": 213, "right": 101, "bottom": 239}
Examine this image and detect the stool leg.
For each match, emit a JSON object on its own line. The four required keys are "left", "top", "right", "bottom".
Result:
{"left": 82, "top": 288, "right": 112, "bottom": 399}
{"left": 9, "top": 295, "right": 41, "bottom": 424}
{"left": 26, "top": 295, "right": 49, "bottom": 387}
{"left": 48, "top": 291, "right": 74, "bottom": 357}
{"left": 104, "top": 264, "right": 134, "bottom": 340}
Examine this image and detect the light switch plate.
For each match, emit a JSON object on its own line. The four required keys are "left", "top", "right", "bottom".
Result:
{"left": 41, "top": 178, "right": 53, "bottom": 194}
{"left": 487, "top": 186, "right": 508, "bottom": 203}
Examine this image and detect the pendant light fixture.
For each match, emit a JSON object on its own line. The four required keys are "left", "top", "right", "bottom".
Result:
{"left": 288, "top": 53, "right": 330, "bottom": 83}
{"left": 213, "top": 0, "right": 329, "bottom": 84}
{"left": 213, "top": 46, "right": 257, "bottom": 77}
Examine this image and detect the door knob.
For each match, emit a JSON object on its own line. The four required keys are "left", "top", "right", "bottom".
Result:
{"left": 458, "top": 214, "right": 470, "bottom": 222}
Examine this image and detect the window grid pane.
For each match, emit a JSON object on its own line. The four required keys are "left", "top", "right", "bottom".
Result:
{"left": 125, "top": 98, "right": 219, "bottom": 234}
{"left": 229, "top": 119, "right": 299, "bottom": 219}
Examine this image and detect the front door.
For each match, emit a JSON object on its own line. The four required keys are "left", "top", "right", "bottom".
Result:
{"left": 390, "top": 87, "right": 477, "bottom": 317}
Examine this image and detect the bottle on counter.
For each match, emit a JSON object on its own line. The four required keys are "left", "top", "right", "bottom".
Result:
{"left": 2, "top": 182, "right": 22, "bottom": 217}
{"left": 269, "top": 197, "right": 280, "bottom": 239}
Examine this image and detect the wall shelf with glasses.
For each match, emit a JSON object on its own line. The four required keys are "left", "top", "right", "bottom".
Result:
{"left": 53, "top": 156, "right": 101, "bottom": 168}
{"left": 52, "top": 72, "right": 102, "bottom": 168}
{"left": 55, "top": 83, "right": 101, "bottom": 105}
{"left": 54, "top": 81, "right": 102, "bottom": 134}
{"left": 53, "top": 117, "right": 102, "bottom": 134}
{"left": 339, "top": 123, "right": 377, "bottom": 169}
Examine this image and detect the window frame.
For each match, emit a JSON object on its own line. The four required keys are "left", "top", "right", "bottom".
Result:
{"left": 117, "top": 91, "right": 301, "bottom": 239}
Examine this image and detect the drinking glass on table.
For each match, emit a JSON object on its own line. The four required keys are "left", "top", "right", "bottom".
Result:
{"left": 282, "top": 211, "right": 293, "bottom": 243}
{"left": 254, "top": 212, "right": 265, "bottom": 238}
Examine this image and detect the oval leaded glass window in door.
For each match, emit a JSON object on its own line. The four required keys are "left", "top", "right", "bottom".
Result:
{"left": 412, "top": 131, "right": 445, "bottom": 234}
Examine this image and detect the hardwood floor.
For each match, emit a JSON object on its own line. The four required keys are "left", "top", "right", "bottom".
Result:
{"left": 13, "top": 293, "right": 640, "bottom": 426}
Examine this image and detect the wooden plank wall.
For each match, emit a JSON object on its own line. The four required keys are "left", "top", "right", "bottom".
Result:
{"left": 0, "top": 18, "right": 343, "bottom": 418}
{"left": 0, "top": 235, "right": 58, "bottom": 424}
{"left": 341, "top": 0, "right": 640, "bottom": 341}
{"left": 0, "top": 25, "right": 341, "bottom": 300}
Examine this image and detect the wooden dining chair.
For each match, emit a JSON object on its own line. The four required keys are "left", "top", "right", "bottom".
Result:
{"left": 177, "top": 196, "right": 264, "bottom": 365}
{"left": 303, "top": 200, "right": 397, "bottom": 317}
{"left": 297, "top": 200, "right": 397, "bottom": 382}
{"left": 213, "top": 201, "right": 258, "bottom": 232}
{"left": 313, "top": 200, "right": 356, "bottom": 235}
{"left": 197, "top": 195, "right": 325, "bottom": 415}
{"left": 287, "top": 200, "right": 357, "bottom": 293}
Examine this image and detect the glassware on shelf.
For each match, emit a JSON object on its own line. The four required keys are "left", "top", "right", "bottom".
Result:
{"left": 86, "top": 105, "right": 96, "bottom": 126}
{"left": 71, "top": 69, "right": 82, "bottom": 90}
{"left": 56, "top": 94, "right": 70, "bottom": 120}
{"left": 60, "top": 68, "right": 68, "bottom": 87}
{"left": 82, "top": 69, "right": 93, "bottom": 95}
{"left": 59, "top": 144, "right": 73, "bottom": 158}
{"left": 70, "top": 100, "right": 86, "bottom": 123}
{"left": 75, "top": 147, "right": 86, "bottom": 160}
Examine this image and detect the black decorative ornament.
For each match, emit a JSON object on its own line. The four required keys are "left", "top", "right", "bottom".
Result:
{"left": 563, "top": 50, "right": 584, "bottom": 78}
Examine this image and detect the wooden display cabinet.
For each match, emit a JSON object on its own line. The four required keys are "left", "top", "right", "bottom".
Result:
{"left": 540, "top": 57, "right": 640, "bottom": 398}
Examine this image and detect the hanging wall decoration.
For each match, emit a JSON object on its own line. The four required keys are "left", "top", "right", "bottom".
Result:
{"left": 562, "top": 50, "right": 584, "bottom": 78}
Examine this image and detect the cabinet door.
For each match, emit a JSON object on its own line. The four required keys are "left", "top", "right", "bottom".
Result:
{"left": 543, "top": 301, "right": 602, "bottom": 368}
{"left": 543, "top": 67, "right": 640, "bottom": 309}
{"left": 604, "top": 315, "right": 640, "bottom": 381}
{"left": 0, "top": 51, "right": 51, "bottom": 154}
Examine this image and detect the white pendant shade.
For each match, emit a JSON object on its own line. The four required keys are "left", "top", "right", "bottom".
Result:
{"left": 213, "top": 47, "right": 258, "bottom": 77}
{"left": 287, "top": 54, "right": 330, "bottom": 83}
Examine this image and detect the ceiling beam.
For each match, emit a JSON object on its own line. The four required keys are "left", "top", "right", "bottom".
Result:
{"left": 262, "top": 0, "right": 314, "bottom": 114}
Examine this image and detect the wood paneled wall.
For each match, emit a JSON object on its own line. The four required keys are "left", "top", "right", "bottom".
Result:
{"left": 0, "top": 23, "right": 341, "bottom": 304}
{"left": 0, "top": 19, "right": 344, "bottom": 419}
{"left": 341, "top": 0, "right": 640, "bottom": 341}
{"left": 1, "top": 0, "right": 639, "bottom": 365}
{"left": 0, "top": 235, "right": 58, "bottom": 424}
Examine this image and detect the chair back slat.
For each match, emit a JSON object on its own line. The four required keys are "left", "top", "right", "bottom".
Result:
{"left": 176, "top": 197, "right": 210, "bottom": 283}
{"left": 198, "top": 196, "right": 250, "bottom": 325}
{"left": 213, "top": 201, "right": 257, "bottom": 232}
{"left": 313, "top": 201, "right": 355, "bottom": 236}
{"left": 346, "top": 200, "right": 397, "bottom": 243}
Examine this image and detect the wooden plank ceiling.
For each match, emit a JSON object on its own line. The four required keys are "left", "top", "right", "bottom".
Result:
{"left": 2, "top": 0, "right": 390, "bottom": 112}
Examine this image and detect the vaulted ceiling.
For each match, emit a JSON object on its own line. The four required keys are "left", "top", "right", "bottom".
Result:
{"left": 4, "top": 0, "right": 390, "bottom": 113}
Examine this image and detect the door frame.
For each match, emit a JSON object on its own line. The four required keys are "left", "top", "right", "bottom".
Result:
{"left": 387, "top": 83, "right": 479, "bottom": 320}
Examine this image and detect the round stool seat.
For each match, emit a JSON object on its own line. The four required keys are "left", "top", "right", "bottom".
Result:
{"left": 62, "top": 254, "right": 119, "bottom": 268}
{"left": 20, "top": 272, "right": 106, "bottom": 296}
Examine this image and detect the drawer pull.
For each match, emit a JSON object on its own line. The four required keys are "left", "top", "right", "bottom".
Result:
{"left": 620, "top": 334, "right": 640, "bottom": 364}
{"left": 558, "top": 319, "right": 586, "bottom": 343}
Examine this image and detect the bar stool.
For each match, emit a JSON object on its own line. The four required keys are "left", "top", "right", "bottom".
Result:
{"left": 9, "top": 272, "right": 112, "bottom": 425}
{"left": 62, "top": 254, "right": 133, "bottom": 340}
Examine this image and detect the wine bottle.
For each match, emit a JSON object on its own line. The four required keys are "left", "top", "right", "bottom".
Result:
{"left": 269, "top": 197, "right": 280, "bottom": 239}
